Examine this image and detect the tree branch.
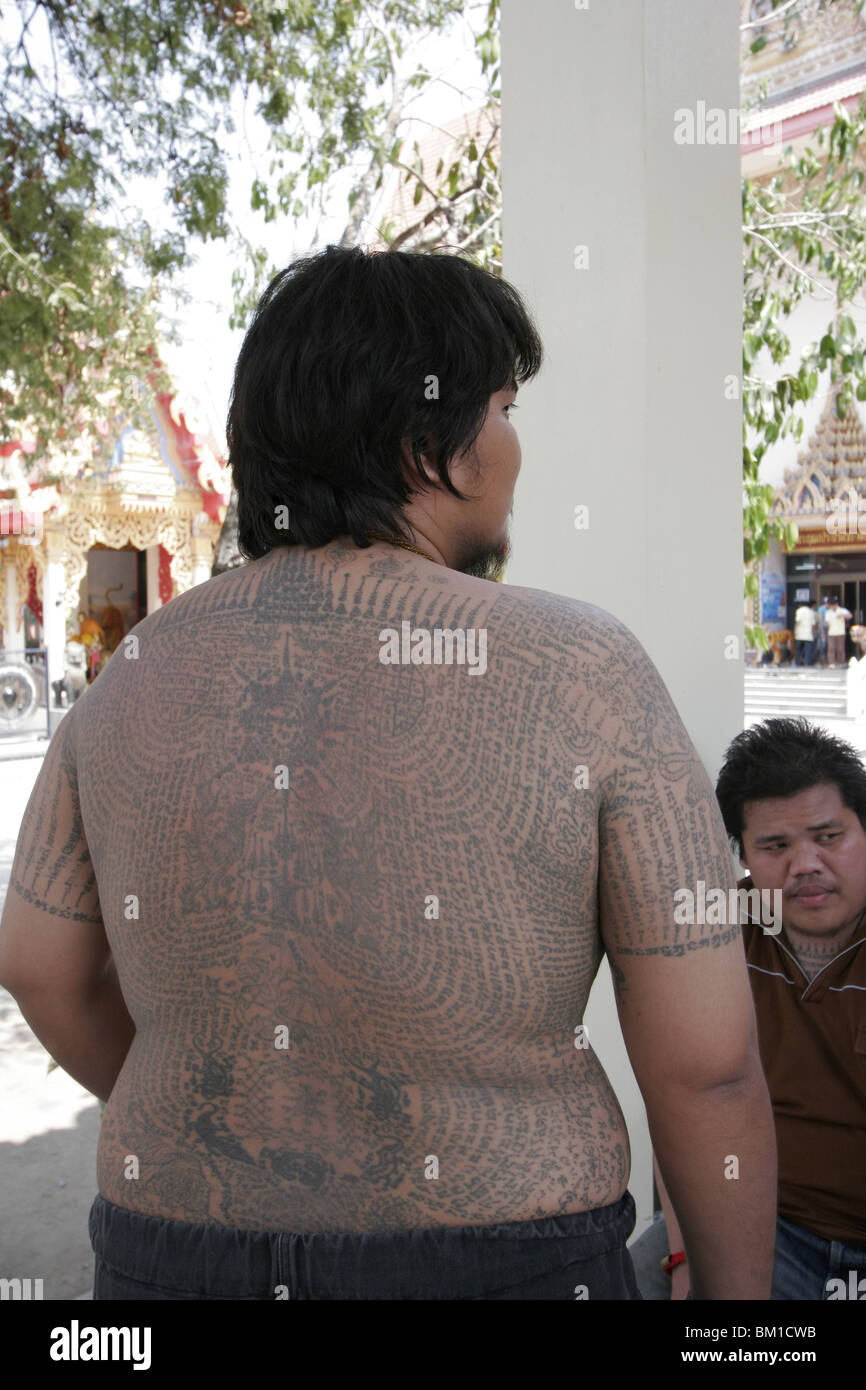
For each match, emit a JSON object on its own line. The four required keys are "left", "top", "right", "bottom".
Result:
{"left": 452, "top": 207, "right": 499, "bottom": 252}
{"left": 740, "top": 0, "right": 801, "bottom": 33}
{"left": 337, "top": 8, "right": 410, "bottom": 247}
{"left": 745, "top": 228, "right": 837, "bottom": 299}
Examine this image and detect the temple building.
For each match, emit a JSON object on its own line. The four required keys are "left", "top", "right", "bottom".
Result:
{"left": 0, "top": 384, "right": 230, "bottom": 728}
{"left": 767, "top": 388, "right": 866, "bottom": 629}
{"left": 739, "top": 0, "right": 866, "bottom": 641}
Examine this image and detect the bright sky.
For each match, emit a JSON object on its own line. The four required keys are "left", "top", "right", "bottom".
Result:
{"left": 0, "top": 1, "right": 490, "bottom": 457}
{"left": 154, "top": 15, "right": 491, "bottom": 454}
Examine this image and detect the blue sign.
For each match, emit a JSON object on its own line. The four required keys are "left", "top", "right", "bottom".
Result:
{"left": 760, "top": 569, "right": 787, "bottom": 623}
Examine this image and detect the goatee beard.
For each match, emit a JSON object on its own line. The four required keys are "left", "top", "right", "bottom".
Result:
{"left": 460, "top": 538, "right": 510, "bottom": 582}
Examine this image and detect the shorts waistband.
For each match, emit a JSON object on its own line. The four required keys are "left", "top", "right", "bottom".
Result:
{"left": 90, "top": 1190, "right": 637, "bottom": 1300}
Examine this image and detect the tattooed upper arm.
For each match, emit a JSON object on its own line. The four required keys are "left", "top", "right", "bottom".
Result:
{"left": 0, "top": 702, "right": 109, "bottom": 994}
{"left": 590, "top": 617, "right": 757, "bottom": 1093}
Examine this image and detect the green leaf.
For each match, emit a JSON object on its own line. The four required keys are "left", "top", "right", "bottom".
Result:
{"left": 746, "top": 624, "right": 769, "bottom": 651}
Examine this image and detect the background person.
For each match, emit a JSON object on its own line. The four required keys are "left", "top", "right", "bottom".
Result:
{"left": 632, "top": 717, "right": 866, "bottom": 1300}
{"left": 816, "top": 598, "right": 829, "bottom": 666}
{"left": 826, "top": 596, "right": 852, "bottom": 667}
{"left": 794, "top": 599, "right": 818, "bottom": 666}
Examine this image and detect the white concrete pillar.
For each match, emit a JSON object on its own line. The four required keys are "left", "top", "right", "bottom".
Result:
{"left": 190, "top": 537, "right": 212, "bottom": 587}
{"left": 502, "top": 0, "right": 742, "bottom": 1239}
{"left": 146, "top": 544, "right": 162, "bottom": 613}
{"left": 3, "top": 555, "right": 24, "bottom": 652}
{"left": 41, "top": 532, "right": 69, "bottom": 696}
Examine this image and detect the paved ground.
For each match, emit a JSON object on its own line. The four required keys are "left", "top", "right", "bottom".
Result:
{"left": 0, "top": 721, "right": 99, "bottom": 1300}
{"left": 3, "top": 702, "right": 866, "bottom": 1300}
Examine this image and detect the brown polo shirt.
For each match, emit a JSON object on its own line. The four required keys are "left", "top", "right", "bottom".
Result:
{"left": 739, "top": 877, "right": 866, "bottom": 1246}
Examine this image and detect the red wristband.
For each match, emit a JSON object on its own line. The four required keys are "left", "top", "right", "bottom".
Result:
{"left": 661, "top": 1250, "right": 687, "bottom": 1274}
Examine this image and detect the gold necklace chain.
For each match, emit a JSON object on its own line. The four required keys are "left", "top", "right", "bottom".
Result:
{"left": 364, "top": 530, "right": 434, "bottom": 561}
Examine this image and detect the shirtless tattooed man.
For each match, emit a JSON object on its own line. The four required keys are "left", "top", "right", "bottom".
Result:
{"left": 0, "top": 246, "right": 776, "bottom": 1300}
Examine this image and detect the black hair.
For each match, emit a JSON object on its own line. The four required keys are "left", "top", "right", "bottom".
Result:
{"left": 715, "top": 716, "right": 866, "bottom": 858}
{"left": 227, "top": 244, "right": 543, "bottom": 558}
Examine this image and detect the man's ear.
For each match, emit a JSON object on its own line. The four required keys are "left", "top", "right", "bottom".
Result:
{"left": 400, "top": 439, "right": 439, "bottom": 489}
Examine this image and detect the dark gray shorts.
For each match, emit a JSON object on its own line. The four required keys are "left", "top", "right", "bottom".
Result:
{"left": 89, "top": 1190, "right": 641, "bottom": 1300}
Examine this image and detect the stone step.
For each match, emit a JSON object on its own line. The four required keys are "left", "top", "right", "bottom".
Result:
{"left": 745, "top": 703, "right": 849, "bottom": 717}
{"left": 745, "top": 699, "right": 848, "bottom": 714}
{"left": 744, "top": 684, "right": 847, "bottom": 695}
{"left": 744, "top": 669, "right": 850, "bottom": 718}
{"left": 744, "top": 670, "right": 847, "bottom": 681}
{"left": 745, "top": 682, "right": 847, "bottom": 690}
{"left": 744, "top": 684, "right": 848, "bottom": 694}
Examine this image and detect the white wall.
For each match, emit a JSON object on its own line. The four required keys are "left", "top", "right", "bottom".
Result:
{"left": 501, "top": 0, "right": 743, "bottom": 1240}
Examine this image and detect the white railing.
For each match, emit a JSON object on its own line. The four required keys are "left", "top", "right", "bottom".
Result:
{"left": 846, "top": 655, "right": 866, "bottom": 720}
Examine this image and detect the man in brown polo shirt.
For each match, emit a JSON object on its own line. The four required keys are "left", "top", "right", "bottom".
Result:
{"left": 636, "top": 716, "right": 866, "bottom": 1299}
